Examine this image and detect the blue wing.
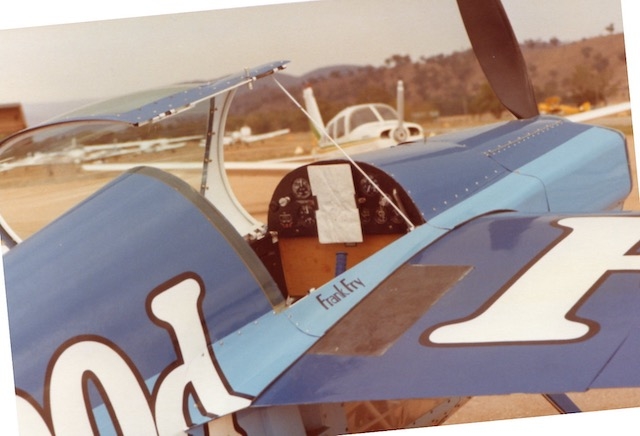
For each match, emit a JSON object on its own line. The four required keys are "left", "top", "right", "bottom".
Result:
{"left": 255, "top": 212, "right": 640, "bottom": 406}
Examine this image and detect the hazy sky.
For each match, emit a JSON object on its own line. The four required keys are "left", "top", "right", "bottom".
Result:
{"left": 0, "top": 0, "right": 629, "bottom": 105}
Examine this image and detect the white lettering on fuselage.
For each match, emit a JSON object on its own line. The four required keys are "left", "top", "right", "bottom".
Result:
{"left": 428, "top": 217, "right": 640, "bottom": 344}
{"left": 16, "top": 275, "right": 250, "bottom": 435}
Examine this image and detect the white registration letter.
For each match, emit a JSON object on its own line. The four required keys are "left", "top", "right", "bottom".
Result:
{"left": 16, "top": 395, "right": 52, "bottom": 436}
{"left": 48, "top": 340, "right": 157, "bottom": 434}
{"left": 430, "top": 217, "right": 640, "bottom": 344}
{"left": 151, "top": 277, "right": 250, "bottom": 435}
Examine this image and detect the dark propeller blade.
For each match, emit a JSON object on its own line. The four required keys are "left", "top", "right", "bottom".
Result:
{"left": 457, "top": 0, "right": 539, "bottom": 119}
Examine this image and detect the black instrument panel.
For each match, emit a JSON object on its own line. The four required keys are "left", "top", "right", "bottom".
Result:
{"left": 267, "top": 160, "right": 424, "bottom": 238}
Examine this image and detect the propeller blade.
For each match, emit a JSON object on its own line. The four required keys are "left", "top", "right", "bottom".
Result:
{"left": 393, "top": 80, "right": 409, "bottom": 142}
{"left": 396, "top": 80, "right": 405, "bottom": 128}
{"left": 457, "top": 0, "right": 539, "bottom": 119}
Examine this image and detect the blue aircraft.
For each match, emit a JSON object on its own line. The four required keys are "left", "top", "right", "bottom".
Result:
{"left": 0, "top": 0, "right": 637, "bottom": 434}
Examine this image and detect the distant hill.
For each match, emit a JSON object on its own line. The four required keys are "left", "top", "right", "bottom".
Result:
{"left": 226, "top": 33, "right": 629, "bottom": 133}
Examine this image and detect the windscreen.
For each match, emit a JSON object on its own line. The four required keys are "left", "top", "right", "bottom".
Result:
{"left": 374, "top": 104, "right": 398, "bottom": 121}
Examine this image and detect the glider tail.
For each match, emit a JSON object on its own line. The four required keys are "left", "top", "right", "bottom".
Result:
{"left": 302, "top": 86, "right": 325, "bottom": 142}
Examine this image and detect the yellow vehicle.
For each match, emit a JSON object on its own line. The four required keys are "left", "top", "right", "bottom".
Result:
{"left": 538, "top": 96, "right": 591, "bottom": 115}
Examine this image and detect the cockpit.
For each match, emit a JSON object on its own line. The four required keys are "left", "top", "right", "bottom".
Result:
{"left": 257, "top": 159, "right": 424, "bottom": 298}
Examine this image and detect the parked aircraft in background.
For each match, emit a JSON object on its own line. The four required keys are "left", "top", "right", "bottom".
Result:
{"left": 0, "top": 125, "right": 291, "bottom": 171}
{"left": 0, "top": 136, "right": 198, "bottom": 171}
{"left": 0, "top": 1, "right": 637, "bottom": 434}
{"left": 223, "top": 126, "right": 290, "bottom": 146}
{"left": 82, "top": 136, "right": 197, "bottom": 158}
{"left": 303, "top": 79, "right": 424, "bottom": 152}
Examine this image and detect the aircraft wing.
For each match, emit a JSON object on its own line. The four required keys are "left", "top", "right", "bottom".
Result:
{"left": 81, "top": 159, "right": 301, "bottom": 172}
{"left": 566, "top": 101, "right": 631, "bottom": 123}
{"left": 242, "top": 128, "right": 291, "bottom": 144}
{"left": 254, "top": 211, "right": 640, "bottom": 406}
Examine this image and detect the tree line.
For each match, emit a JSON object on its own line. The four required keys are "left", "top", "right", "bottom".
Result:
{"left": 226, "top": 33, "right": 628, "bottom": 133}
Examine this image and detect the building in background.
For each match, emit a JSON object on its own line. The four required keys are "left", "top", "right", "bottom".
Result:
{"left": 0, "top": 104, "right": 26, "bottom": 138}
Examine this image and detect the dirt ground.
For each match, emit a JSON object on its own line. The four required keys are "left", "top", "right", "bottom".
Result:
{"left": 0, "top": 116, "right": 638, "bottom": 427}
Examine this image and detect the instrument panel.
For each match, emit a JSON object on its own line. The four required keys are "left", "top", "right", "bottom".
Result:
{"left": 267, "top": 160, "right": 424, "bottom": 238}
